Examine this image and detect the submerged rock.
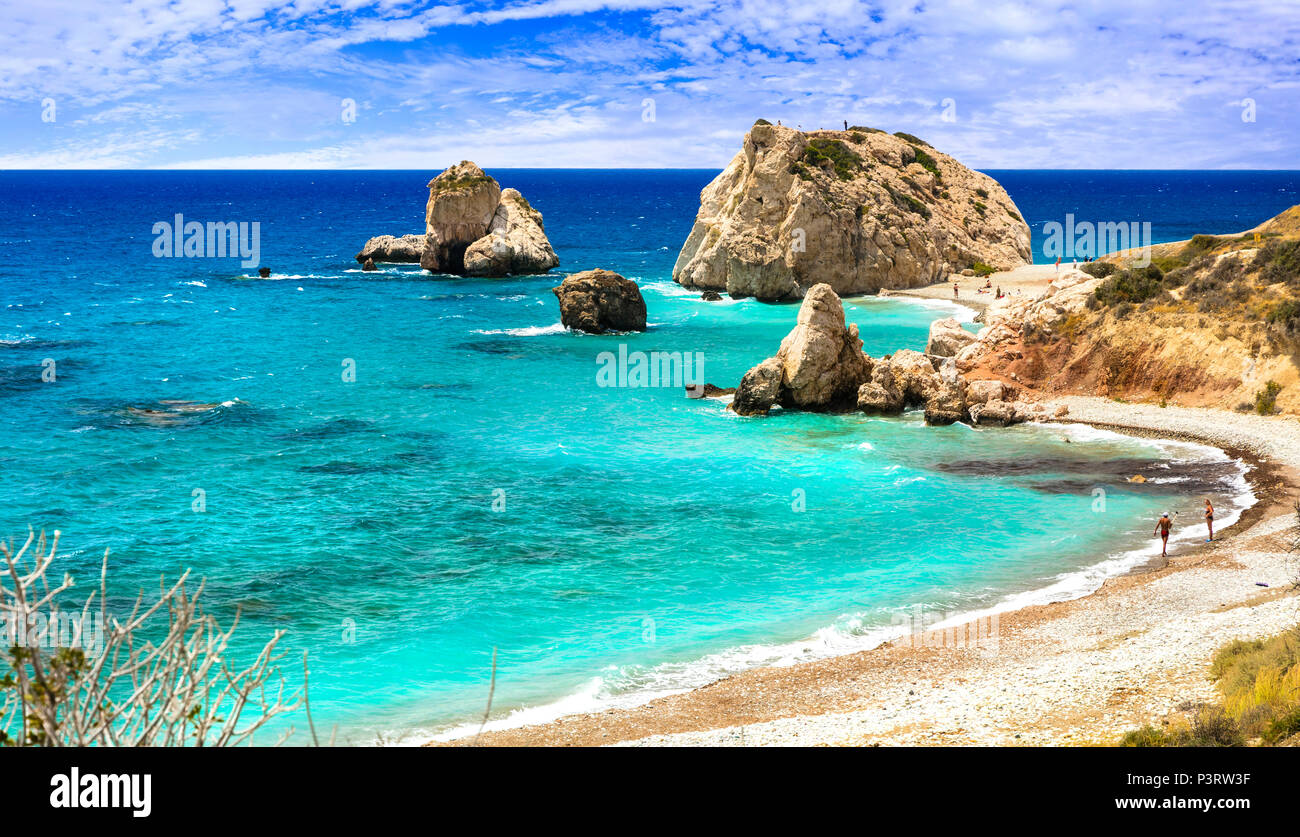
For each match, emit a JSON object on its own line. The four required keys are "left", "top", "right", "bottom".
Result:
{"left": 685, "top": 383, "right": 736, "bottom": 399}
{"left": 355, "top": 234, "right": 425, "bottom": 264}
{"left": 673, "top": 121, "right": 1031, "bottom": 300}
{"left": 362, "top": 257, "right": 377, "bottom": 271}
{"left": 552, "top": 269, "right": 646, "bottom": 333}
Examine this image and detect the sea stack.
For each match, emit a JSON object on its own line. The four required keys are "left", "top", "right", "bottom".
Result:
{"left": 355, "top": 162, "right": 558, "bottom": 277}
{"left": 673, "top": 121, "right": 1032, "bottom": 301}
{"left": 419, "top": 162, "right": 558, "bottom": 277}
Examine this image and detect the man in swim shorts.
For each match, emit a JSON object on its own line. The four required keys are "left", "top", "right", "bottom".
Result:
{"left": 1154, "top": 512, "right": 1172, "bottom": 557}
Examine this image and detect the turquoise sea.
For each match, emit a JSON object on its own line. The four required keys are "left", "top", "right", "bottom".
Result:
{"left": 0, "top": 170, "right": 1286, "bottom": 742}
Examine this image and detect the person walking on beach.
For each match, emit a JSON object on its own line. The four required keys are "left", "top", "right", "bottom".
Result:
{"left": 953, "top": 281, "right": 959, "bottom": 299}
{"left": 1154, "top": 512, "right": 1173, "bottom": 557}
{"left": 1204, "top": 499, "right": 1215, "bottom": 542}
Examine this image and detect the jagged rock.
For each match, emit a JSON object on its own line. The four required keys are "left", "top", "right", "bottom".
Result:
{"left": 701, "top": 290, "right": 722, "bottom": 301}
{"left": 685, "top": 383, "right": 735, "bottom": 399}
{"left": 258, "top": 267, "right": 271, "bottom": 278}
{"left": 888, "top": 349, "right": 941, "bottom": 406}
{"left": 463, "top": 188, "right": 559, "bottom": 277}
{"left": 732, "top": 284, "right": 873, "bottom": 413}
{"left": 673, "top": 121, "right": 1031, "bottom": 300}
{"left": 924, "top": 378, "right": 968, "bottom": 425}
{"left": 420, "top": 161, "right": 501, "bottom": 273}
{"left": 355, "top": 234, "right": 425, "bottom": 264}
{"left": 927, "top": 317, "right": 977, "bottom": 357}
{"left": 552, "top": 269, "right": 646, "bottom": 334}
{"left": 968, "top": 398, "right": 1026, "bottom": 426}
{"left": 857, "top": 360, "right": 905, "bottom": 414}
{"left": 361, "top": 258, "right": 377, "bottom": 272}
{"left": 966, "top": 379, "right": 1006, "bottom": 405}
{"left": 856, "top": 380, "right": 904, "bottom": 413}
{"left": 775, "top": 284, "right": 872, "bottom": 408}
{"left": 1054, "top": 404, "right": 1069, "bottom": 417}
{"left": 732, "top": 357, "right": 784, "bottom": 416}
{"left": 399, "top": 162, "right": 559, "bottom": 277}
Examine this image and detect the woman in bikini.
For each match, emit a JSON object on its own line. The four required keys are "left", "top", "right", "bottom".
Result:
{"left": 1204, "top": 499, "right": 1214, "bottom": 542}
{"left": 1154, "top": 512, "right": 1173, "bottom": 557}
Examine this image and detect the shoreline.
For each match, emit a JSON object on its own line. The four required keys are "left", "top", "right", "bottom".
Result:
{"left": 437, "top": 397, "right": 1299, "bottom": 747}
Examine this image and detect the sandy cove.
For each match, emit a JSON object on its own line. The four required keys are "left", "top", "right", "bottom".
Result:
{"left": 883, "top": 264, "right": 1061, "bottom": 312}
{"left": 444, "top": 396, "right": 1300, "bottom": 747}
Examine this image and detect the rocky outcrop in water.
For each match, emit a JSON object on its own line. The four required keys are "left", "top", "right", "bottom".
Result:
{"left": 673, "top": 121, "right": 1031, "bottom": 301}
{"left": 463, "top": 188, "right": 560, "bottom": 276}
{"left": 552, "top": 269, "right": 647, "bottom": 333}
{"left": 732, "top": 284, "right": 871, "bottom": 415}
{"left": 419, "top": 162, "right": 558, "bottom": 277}
{"left": 355, "top": 234, "right": 425, "bottom": 264}
{"left": 732, "top": 283, "right": 1030, "bottom": 426}
{"left": 357, "top": 162, "right": 557, "bottom": 277}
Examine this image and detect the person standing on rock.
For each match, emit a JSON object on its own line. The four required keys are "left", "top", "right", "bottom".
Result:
{"left": 1154, "top": 512, "right": 1173, "bottom": 557}
{"left": 1204, "top": 499, "right": 1215, "bottom": 542}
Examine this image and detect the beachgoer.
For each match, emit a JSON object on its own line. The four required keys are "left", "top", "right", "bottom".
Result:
{"left": 1154, "top": 512, "right": 1173, "bottom": 557}
{"left": 1054, "top": 257, "right": 1061, "bottom": 273}
{"left": 1204, "top": 499, "right": 1214, "bottom": 541}
{"left": 843, "top": 119, "right": 848, "bottom": 130}
{"left": 953, "top": 282, "right": 958, "bottom": 299}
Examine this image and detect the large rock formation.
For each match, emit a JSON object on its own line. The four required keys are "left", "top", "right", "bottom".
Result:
{"left": 463, "top": 189, "right": 559, "bottom": 276}
{"left": 732, "top": 282, "right": 1030, "bottom": 426}
{"left": 732, "top": 283, "right": 873, "bottom": 415}
{"left": 355, "top": 234, "right": 425, "bottom": 264}
{"left": 358, "top": 162, "right": 557, "bottom": 277}
{"left": 673, "top": 121, "right": 1031, "bottom": 301}
{"left": 418, "top": 162, "right": 559, "bottom": 277}
{"left": 552, "top": 269, "right": 647, "bottom": 333}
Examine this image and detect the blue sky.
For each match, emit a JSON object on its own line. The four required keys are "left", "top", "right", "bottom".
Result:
{"left": 0, "top": 0, "right": 1296, "bottom": 169}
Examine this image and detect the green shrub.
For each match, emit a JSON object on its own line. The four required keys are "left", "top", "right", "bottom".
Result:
{"left": 893, "top": 131, "right": 928, "bottom": 146}
{"left": 850, "top": 125, "right": 883, "bottom": 133}
{"left": 1254, "top": 239, "right": 1300, "bottom": 285}
{"left": 801, "top": 138, "right": 862, "bottom": 180}
{"left": 1264, "top": 705, "right": 1300, "bottom": 743}
{"left": 1172, "top": 708, "right": 1245, "bottom": 747}
{"left": 911, "top": 146, "right": 942, "bottom": 181}
{"left": 885, "top": 185, "right": 930, "bottom": 219}
{"left": 973, "top": 201, "right": 987, "bottom": 217}
{"left": 1005, "top": 207, "right": 1022, "bottom": 222}
{"left": 754, "top": 118, "right": 772, "bottom": 126}
{"left": 1080, "top": 261, "right": 1117, "bottom": 278}
{"left": 972, "top": 261, "right": 996, "bottom": 277}
{"left": 1119, "top": 725, "right": 1169, "bottom": 747}
{"left": 1255, "top": 380, "right": 1282, "bottom": 415}
{"left": 1094, "top": 264, "right": 1165, "bottom": 308}
{"left": 974, "top": 187, "right": 989, "bottom": 199}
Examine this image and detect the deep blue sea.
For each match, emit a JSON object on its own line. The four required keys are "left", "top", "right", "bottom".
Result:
{"left": 0, "top": 169, "right": 1289, "bottom": 743}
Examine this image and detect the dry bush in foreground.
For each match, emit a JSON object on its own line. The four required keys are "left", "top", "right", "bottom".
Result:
{"left": 1, "top": 529, "right": 307, "bottom": 746}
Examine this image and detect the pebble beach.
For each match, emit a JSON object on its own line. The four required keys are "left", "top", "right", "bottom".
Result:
{"left": 452, "top": 396, "right": 1300, "bottom": 746}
